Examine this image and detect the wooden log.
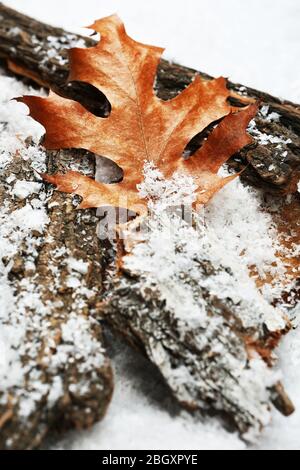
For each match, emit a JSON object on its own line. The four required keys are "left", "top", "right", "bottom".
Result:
{"left": 0, "top": 131, "right": 113, "bottom": 447}
{"left": 0, "top": 3, "right": 298, "bottom": 440}
{"left": 0, "top": 3, "right": 299, "bottom": 194}
{"left": 99, "top": 212, "right": 295, "bottom": 437}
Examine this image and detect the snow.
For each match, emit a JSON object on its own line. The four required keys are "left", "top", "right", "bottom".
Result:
{"left": 61, "top": 315, "right": 106, "bottom": 371}
{"left": 0, "top": 75, "right": 50, "bottom": 406}
{"left": 68, "top": 257, "right": 89, "bottom": 275}
{"left": 6, "top": 203, "right": 49, "bottom": 234}
{"left": 260, "top": 105, "right": 281, "bottom": 123}
{"left": 138, "top": 162, "right": 197, "bottom": 210}
{"left": 46, "top": 34, "right": 86, "bottom": 62}
{"left": 2, "top": 0, "right": 300, "bottom": 451}
{"left": 66, "top": 276, "right": 82, "bottom": 289}
{"left": 128, "top": 169, "right": 288, "bottom": 333}
{"left": 258, "top": 323, "right": 300, "bottom": 450}
{"left": 249, "top": 119, "right": 292, "bottom": 146}
{"left": 12, "top": 180, "right": 42, "bottom": 199}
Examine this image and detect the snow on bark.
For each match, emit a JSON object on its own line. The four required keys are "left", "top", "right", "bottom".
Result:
{"left": 100, "top": 162, "right": 295, "bottom": 439}
{"left": 0, "top": 74, "right": 112, "bottom": 450}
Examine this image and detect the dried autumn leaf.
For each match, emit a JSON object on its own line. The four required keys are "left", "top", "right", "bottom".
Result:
{"left": 20, "top": 14, "right": 258, "bottom": 213}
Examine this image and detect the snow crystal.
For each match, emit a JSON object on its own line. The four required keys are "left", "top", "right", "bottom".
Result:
{"left": 259, "top": 105, "right": 280, "bottom": 123}
{"left": 0, "top": 76, "right": 45, "bottom": 143}
{"left": 6, "top": 175, "right": 16, "bottom": 184}
{"left": 248, "top": 118, "right": 291, "bottom": 146}
{"left": 42, "top": 34, "right": 87, "bottom": 67}
{"left": 66, "top": 276, "right": 82, "bottom": 289}
{"left": 61, "top": 315, "right": 105, "bottom": 371}
{"left": 12, "top": 180, "right": 42, "bottom": 200}
{"left": 68, "top": 257, "right": 89, "bottom": 275}
{"left": 8, "top": 204, "right": 49, "bottom": 234}
{"left": 7, "top": 26, "right": 22, "bottom": 37}
{"left": 138, "top": 161, "right": 197, "bottom": 211}
{"left": 47, "top": 376, "right": 64, "bottom": 407}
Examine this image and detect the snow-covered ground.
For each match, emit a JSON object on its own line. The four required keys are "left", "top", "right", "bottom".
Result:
{"left": 2, "top": 0, "right": 300, "bottom": 450}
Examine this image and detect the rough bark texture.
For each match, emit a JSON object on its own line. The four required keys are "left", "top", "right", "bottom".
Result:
{"left": 0, "top": 3, "right": 298, "bottom": 443}
{"left": 0, "top": 2, "right": 299, "bottom": 194}
{"left": 0, "top": 140, "right": 113, "bottom": 449}
{"left": 103, "top": 271, "right": 288, "bottom": 436}
{"left": 100, "top": 211, "right": 295, "bottom": 438}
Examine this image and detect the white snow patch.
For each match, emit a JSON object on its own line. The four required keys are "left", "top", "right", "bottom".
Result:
{"left": 135, "top": 163, "right": 288, "bottom": 307}
{"left": 7, "top": 26, "right": 22, "bottom": 37}
{"left": 7, "top": 204, "right": 49, "bottom": 235}
{"left": 43, "top": 34, "right": 86, "bottom": 66}
{"left": 66, "top": 276, "right": 81, "bottom": 289}
{"left": 248, "top": 119, "right": 291, "bottom": 146}
{"left": 68, "top": 257, "right": 89, "bottom": 275}
{"left": 138, "top": 161, "right": 197, "bottom": 211}
{"left": 260, "top": 105, "right": 280, "bottom": 123}
{"left": 12, "top": 180, "right": 42, "bottom": 200}
{"left": 126, "top": 172, "right": 287, "bottom": 333}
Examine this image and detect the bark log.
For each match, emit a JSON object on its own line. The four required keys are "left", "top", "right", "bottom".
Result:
{"left": 0, "top": 2, "right": 300, "bottom": 194}
{"left": 0, "top": 3, "right": 298, "bottom": 441}
{"left": 100, "top": 213, "right": 295, "bottom": 437}
{"left": 0, "top": 141, "right": 113, "bottom": 447}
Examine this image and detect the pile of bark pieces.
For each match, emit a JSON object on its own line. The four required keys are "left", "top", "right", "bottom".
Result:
{"left": 0, "top": 3, "right": 299, "bottom": 449}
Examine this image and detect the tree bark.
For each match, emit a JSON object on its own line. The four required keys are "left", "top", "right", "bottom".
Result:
{"left": 0, "top": 3, "right": 298, "bottom": 441}
{"left": 100, "top": 209, "right": 296, "bottom": 437}
{"left": 0, "top": 140, "right": 114, "bottom": 449}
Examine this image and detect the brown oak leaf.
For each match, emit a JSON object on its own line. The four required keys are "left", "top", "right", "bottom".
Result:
{"left": 20, "top": 14, "right": 258, "bottom": 213}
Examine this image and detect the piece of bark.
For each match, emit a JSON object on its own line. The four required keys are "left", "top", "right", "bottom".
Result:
{"left": 0, "top": 139, "right": 113, "bottom": 449}
{"left": 0, "top": 2, "right": 299, "bottom": 194}
{"left": 98, "top": 214, "right": 294, "bottom": 438}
